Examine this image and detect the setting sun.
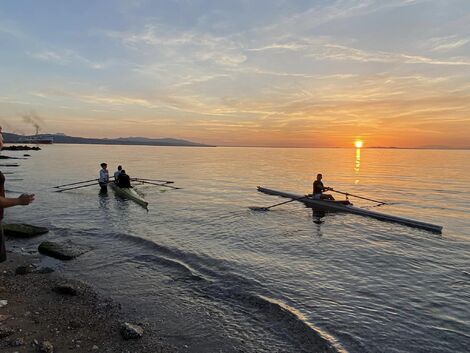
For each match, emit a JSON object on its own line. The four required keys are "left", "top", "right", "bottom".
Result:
{"left": 355, "top": 140, "right": 364, "bottom": 148}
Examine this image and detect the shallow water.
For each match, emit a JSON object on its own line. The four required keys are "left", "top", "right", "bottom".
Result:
{"left": 5, "top": 145, "right": 470, "bottom": 353}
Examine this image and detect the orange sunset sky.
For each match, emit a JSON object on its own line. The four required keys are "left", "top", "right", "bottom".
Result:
{"left": 0, "top": 1, "right": 469, "bottom": 148}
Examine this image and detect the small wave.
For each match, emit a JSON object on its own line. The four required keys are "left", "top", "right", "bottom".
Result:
{"left": 133, "top": 254, "right": 206, "bottom": 282}
{"left": 244, "top": 294, "right": 347, "bottom": 353}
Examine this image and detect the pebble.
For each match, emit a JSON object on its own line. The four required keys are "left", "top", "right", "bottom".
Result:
{"left": 120, "top": 322, "right": 144, "bottom": 340}
{"left": 0, "top": 314, "right": 11, "bottom": 322}
{"left": 52, "top": 284, "right": 78, "bottom": 296}
{"left": 39, "top": 340, "right": 54, "bottom": 353}
{"left": 0, "top": 326, "right": 15, "bottom": 338}
{"left": 15, "top": 264, "right": 36, "bottom": 275}
{"left": 0, "top": 299, "right": 8, "bottom": 308}
{"left": 10, "top": 337, "right": 25, "bottom": 346}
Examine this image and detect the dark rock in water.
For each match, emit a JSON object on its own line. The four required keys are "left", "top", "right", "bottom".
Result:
{"left": 38, "top": 241, "right": 91, "bottom": 260}
{"left": 24, "top": 154, "right": 31, "bottom": 157}
{"left": 3, "top": 223, "right": 49, "bottom": 238}
{"left": 52, "top": 283, "right": 78, "bottom": 296}
{"left": 2, "top": 145, "right": 41, "bottom": 151}
{"left": 0, "top": 155, "right": 27, "bottom": 160}
{"left": 120, "top": 322, "right": 144, "bottom": 340}
{"left": 0, "top": 326, "right": 15, "bottom": 339}
{"left": 38, "top": 340, "right": 54, "bottom": 353}
{"left": 15, "top": 263, "right": 36, "bottom": 275}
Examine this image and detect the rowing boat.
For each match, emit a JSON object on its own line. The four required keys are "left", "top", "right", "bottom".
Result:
{"left": 257, "top": 186, "right": 443, "bottom": 233}
{"left": 110, "top": 182, "right": 148, "bottom": 209}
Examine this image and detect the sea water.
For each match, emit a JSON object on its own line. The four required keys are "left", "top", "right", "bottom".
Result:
{"left": 5, "top": 145, "right": 470, "bottom": 353}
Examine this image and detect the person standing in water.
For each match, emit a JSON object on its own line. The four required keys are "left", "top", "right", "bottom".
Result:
{"left": 0, "top": 126, "right": 4, "bottom": 153}
{"left": 0, "top": 171, "right": 35, "bottom": 262}
{"left": 312, "top": 173, "right": 335, "bottom": 200}
{"left": 98, "top": 163, "right": 109, "bottom": 193}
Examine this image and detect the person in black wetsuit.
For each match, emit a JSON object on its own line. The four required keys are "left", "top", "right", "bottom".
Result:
{"left": 117, "top": 170, "right": 131, "bottom": 188}
{"left": 312, "top": 173, "right": 335, "bottom": 200}
{"left": 0, "top": 171, "right": 35, "bottom": 262}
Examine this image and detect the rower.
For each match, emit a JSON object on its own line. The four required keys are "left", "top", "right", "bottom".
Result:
{"left": 312, "top": 173, "right": 335, "bottom": 200}
{"left": 98, "top": 163, "right": 109, "bottom": 193}
{"left": 114, "top": 165, "right": 122, "bottom": 183}
{"left": 117, "top": 170, "right": 131, "bottom": 188}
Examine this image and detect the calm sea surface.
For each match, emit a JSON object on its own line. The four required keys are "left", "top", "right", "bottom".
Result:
{"left": 5, "top": 145, "right": 470, "bottom": 353}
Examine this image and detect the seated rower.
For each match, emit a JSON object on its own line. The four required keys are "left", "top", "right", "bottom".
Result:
{"left": 117, "top": 169, "right": 132, "bottom": 188}
{"left": 114, "top": 165, "right": 122, "bottom": 184}
{"left": 312, "top": 173, "right": 335, "bottom": 200}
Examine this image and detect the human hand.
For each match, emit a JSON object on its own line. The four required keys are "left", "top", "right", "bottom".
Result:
{"left": 18, "top": 193, "right": 35, "bottom": 205}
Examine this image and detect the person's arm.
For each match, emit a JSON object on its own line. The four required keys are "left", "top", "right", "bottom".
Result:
{"left": 0, "top": 194, "right": 35, "bottom": 208}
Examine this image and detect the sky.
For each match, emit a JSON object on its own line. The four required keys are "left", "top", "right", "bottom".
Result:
{"left": 0, "top": 0, "right": 469, "bottom": 148}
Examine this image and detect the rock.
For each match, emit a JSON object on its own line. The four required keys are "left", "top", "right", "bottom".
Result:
{"left": 10, "top": 337, "right": 25, "bottom": 346}
{"left": 0, "top": 300, "right": 7, "bottom": 308}
{"left": 24, "top": 154, "right": 31, "bottom": 157}
{"left": 3, "top": 223, "right": 49, "bottom": 238}
{"left": 52, "top": 284, "right": 78, "bottom": 296}
{"left": 36, "top": 267, "right": 54, "bottom": 274}
{"left": 0, "top": 314, "right": 11, "bottom": 322}
{"left": 2, "top": 145, "right": 41, "bottom": 151}
{"left": 38, "top": 340, "right": 54, "bottom": 353}
{"left": 69, "top": 320, "right": 82, "bottom": 329}
{"left": 120, "top": 322, "right": 144, "bottom": 340}
{"left": 38, "top": 241, "right": 91, "bottom": 260}
{"left": 15, "top": 264, "right": 36, "bottom": 275}
{"left": 92, "top": 345, "right": 99, "bottom": 350}
{"left": 0, "top": 326, "right": 15, "bottom": 339}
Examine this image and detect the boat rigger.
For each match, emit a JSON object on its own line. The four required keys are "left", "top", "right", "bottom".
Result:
{"left": 257, "top": 186, "right": 443, "bottom": 233}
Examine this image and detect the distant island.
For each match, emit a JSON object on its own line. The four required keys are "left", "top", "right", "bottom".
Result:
{"left": 4, "top": 132, "right": 214, "bottom": 147}
{"left": 365, "top": 146, "right": 470, "bottom": 150}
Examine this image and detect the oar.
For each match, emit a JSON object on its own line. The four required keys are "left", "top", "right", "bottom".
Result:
{"left": 250, "top": 195, "right": 310, "bottom": 211}
{"left": 330, "top": 189, "right": 387, "bottom": 205}
{"left": 55, "top": 182, "right": 99, "bottom": 192}
{"left": 138, "top": 180, "right": 181, "bottom": 189}
{"left": 133, "top": 177, "right": 174, "bottom": 184}
{"left": 53, "top": 179, "right": 99, "bottom": 188}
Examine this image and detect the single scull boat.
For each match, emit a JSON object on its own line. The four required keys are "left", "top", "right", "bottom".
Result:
{"left": 110, "top": 182, "right": 148, "bottom": 209}
{"left": 257, "top": 186, "right": 442, "bottom": 233}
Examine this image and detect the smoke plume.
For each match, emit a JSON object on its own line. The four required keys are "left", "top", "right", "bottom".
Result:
{"left": 22, "top": 111, "right": 44, "bottom": 135}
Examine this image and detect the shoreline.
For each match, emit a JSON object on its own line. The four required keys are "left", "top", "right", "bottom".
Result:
{"left": 0, "top": 251, "right": 175, "bottom": 353}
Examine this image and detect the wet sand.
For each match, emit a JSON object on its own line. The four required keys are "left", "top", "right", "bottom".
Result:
{"left": 0, "top": 252, "right": 176, "bottom": 353}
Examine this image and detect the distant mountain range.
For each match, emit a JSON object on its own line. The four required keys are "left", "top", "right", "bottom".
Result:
{"left": 3, "top": 132, "right": 214, "bottom": 147}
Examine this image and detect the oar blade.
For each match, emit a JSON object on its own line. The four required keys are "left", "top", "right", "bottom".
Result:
{"left": 249, "top": 206, "right": 269, "bottom": 211}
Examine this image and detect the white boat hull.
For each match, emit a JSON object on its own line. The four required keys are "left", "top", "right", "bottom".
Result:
{"left": 257, "top": 187, "right": 442, "bottom": 233}
{"left": 110, "top": 183, "right": 148, "bottom": 208}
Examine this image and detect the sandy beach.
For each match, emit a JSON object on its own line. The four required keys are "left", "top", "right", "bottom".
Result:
{"left": 0, "top": 251, "right": 175, "bottom": 353}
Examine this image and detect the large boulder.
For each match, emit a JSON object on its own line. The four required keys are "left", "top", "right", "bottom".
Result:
{"left": 3, "top": 223, "right": 49, "bottom": 238}
{"left": 38, "top": 241, "right": 91, "bottom": 260}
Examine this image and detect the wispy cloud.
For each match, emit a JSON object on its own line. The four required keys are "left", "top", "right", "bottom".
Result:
{"left": 29, "top": 49, "right": 107, "bottom": 69}
{"left": 106, "top": 25, "right": 246, "bottom": 67}
{"left": 426, "top": 35, "right": 470, "bottom": 52}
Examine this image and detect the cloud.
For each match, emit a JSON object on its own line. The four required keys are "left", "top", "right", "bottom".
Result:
{"left": 29, "top": 49, "right": 106, "bottom": 69}
{"left": 426, "top": 35, "right": 470, "bottom": 52}
{"left": 106, "top": 25, "right": 246, "bottom": 67}
{"left": 305, "top": 43, "right": 470, "bottom": 66}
